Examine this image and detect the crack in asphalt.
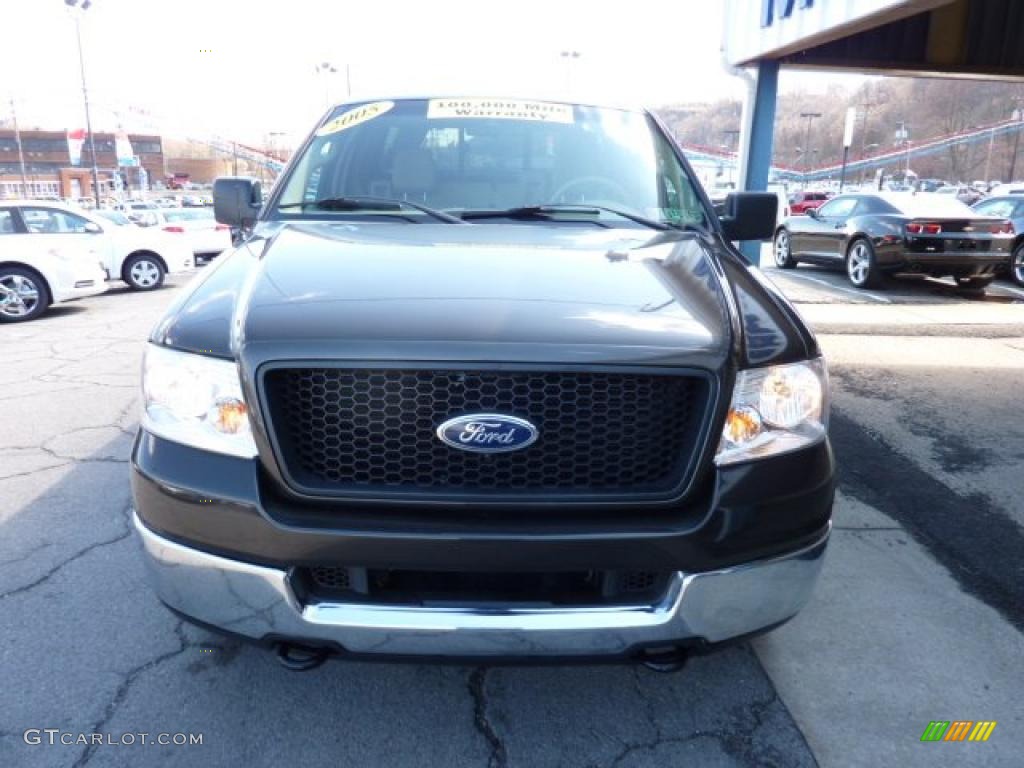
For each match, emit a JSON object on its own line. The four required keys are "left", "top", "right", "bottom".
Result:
{"left": 606, "top": 688, "right": 816, "bottom": 768}
{"left": 0, "top": 421, "right": 135, "bottom": 480}
{"left": 0, "top": 462, "right": 72, "bottom": 482}
{"left": 70, "top": 622, "right": 193, "bottom": 768}
{"left": 611, "top": 644, "right": 821, "bottom": 768}
{"left": 0, "top": 506, "right": 133, "bottom": 602}
{"left": 0, "top": 541, "right": 54, "bottom": 568}
{"left": 468, "top": 667, "right": 507, "bottom": 768}
{"left": 630, "top": 665, "right": 665, "bottom": 742}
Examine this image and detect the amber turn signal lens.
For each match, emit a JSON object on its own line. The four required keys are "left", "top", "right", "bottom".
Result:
{"left": 213, "top": 398, "right": 248, "bottom": 434}
{"left": 723, "top": 405, "right": 762, "bottom": 445}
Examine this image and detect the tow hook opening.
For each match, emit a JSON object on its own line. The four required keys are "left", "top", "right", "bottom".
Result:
{"left": 274, "top": 642, "right": 331, "bottom": 671}
{"left": 637, "top": 645, "right": 690, "bottom": 673}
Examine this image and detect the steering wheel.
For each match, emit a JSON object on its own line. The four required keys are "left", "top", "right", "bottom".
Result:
{"left": 551, "top": 176, "right": 631, "bottom": 206}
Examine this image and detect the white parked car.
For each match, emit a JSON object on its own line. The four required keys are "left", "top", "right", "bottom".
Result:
{"left": 4, "top": 201, "right": 192, "bottom": 293}
{"left": 142, "top": 207, "right": 232, "bottom": 263}
{"left": 0, "top": 205, "right": 108, "bottom": 323}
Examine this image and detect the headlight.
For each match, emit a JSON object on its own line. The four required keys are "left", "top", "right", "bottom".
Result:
{"left": 142, "top": 344, "right": 257, "bottom": 458}
{"left": 715, "top": 358, "right": 829, "bottom": 466}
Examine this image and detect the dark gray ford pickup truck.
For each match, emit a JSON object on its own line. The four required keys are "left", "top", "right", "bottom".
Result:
{"left": 131, "top": 97, "right": 834, "bottom": 669}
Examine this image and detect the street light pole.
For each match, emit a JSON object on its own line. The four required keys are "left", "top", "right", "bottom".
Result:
{"left": 799, "top": 111, "right": 822, "bottom": 179}
{"left": 66, "top": 0, "right": 102, "bottom": 209}
{"left": 8, "top": 98, "right": 30, "bottom": 198}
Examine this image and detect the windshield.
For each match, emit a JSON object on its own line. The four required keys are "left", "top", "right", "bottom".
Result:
{"left": 164, "top": 209, "right": 213, "bottom": 222}
{"left": 274, "top": 98, "right": 708, "bottom": 228}
{"left": 96, "top": 210, "right": 132, "bottom": 226}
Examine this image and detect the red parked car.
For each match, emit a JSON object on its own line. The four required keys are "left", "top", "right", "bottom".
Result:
{"left": 789, "top": 191, "right": 831, "bottom": 215}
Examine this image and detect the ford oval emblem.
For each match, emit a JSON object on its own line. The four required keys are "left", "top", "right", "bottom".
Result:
{"left": 436, "top": 414, "right": 539, "bottom": 454}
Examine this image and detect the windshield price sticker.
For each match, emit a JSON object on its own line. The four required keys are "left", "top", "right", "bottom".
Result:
{"left": 427, "top": 99, "right": 574, "bottom": 123}
{"left": 316, "top": 101, "right": 395, "bottom": 136}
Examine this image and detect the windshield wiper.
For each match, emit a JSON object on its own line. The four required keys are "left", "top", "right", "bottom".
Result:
{"left": 277, "top": 196, "right": 465, "bottom": 224}
{"left": 458, "top": 204, "right": 675, "bottom": 231}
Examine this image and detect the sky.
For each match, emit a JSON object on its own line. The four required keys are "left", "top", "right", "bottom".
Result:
{"left": 0, "top": 0, "right": 860, "bottom": 148}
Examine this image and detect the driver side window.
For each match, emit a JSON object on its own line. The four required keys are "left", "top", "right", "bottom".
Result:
{"left": 816, "top": 197, "right": 857, "bottom": 219}
{"left": 21, "top": 207, "right": 92, "bottom": 234}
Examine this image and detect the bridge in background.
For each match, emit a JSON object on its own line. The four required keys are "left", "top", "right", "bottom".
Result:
{"left": 683, "top": 116, "right": 1024, "bottom": 186}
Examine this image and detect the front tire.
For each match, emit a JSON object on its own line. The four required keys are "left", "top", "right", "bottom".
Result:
{"left": 846, "top": 239, "right": 881, "bottom": 289}
{"left": 773, "top": 229, "right": 797, "bottom": 269}
{"left": 1011, "top": 242, "right": 1024, "bottom": 287}
{"left": 0, "top": 266, "right": 51, "bottom": 323}
{"left": 123, "top": 254, "right": 165, "bottom": 291}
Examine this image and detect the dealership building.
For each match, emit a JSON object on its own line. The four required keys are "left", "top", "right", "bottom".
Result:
{"left": 0, "top": 129, "right": 165, "bottom": 200}
{"left": 723, "top": 0, "right": 1023, "bottom": 259}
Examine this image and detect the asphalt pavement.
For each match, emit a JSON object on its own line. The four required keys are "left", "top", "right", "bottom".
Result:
{"left": 1, "top": 257, "right": 1021, "bottom": 767}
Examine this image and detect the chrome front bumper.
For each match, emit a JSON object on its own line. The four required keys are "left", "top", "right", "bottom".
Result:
{"left": 133, "top": 512, "right": 829, "bottom": 658}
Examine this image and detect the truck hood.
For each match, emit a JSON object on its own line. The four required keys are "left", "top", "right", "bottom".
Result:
{"left": 157, "top": 221, "right": 734, "bottom": 369}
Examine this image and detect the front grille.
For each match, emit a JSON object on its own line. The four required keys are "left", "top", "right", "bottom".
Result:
{"left": 298, "top": 566, "right": 672, "bottom": 606}
{"left": 309, "top": 566, "right": 350, "bottom": 591}
{"left": 261, "top": 366, "right": 708, "bottom": 501}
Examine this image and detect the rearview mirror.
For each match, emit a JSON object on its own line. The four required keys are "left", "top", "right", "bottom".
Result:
{"left": 213, "top": 177, "right": 263, "bottom": 229}
{"left": 719, "top": 192, "right": 777, "bottom": 242}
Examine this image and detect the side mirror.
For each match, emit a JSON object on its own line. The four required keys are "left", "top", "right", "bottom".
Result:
{"left": 84, "top": 221, "right": 102, "bottom": 234}
{"left": 213, "top": 177, "right": 263, "bottom": 229}
{"left": 719, "top": 192, "right": 778, "bottom": 241}
{"left": 806, "top": 207, "right": 820, "bottom": 219}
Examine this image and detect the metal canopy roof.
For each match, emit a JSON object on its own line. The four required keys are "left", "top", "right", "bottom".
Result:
{"left": 725, "top": 0, "right": 1024, "bottom": 80}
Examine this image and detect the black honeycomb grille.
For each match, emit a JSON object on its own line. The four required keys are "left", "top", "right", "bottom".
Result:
{"left": 261, "top": 367, "right": 707, "bottom": 499}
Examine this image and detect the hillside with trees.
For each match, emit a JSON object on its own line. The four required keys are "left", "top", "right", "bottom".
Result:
{"left": 657, "top": 78, "right": 1024, "bottom": 184}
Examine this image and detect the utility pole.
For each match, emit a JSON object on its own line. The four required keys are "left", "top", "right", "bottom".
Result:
{"left": 839, "top": 107, "right": 856, "bottom": 193}
{"left": 232, "top": 141, "right": 238, "bottom": 176}
{"left": 858, "top": 82, "right": 886, "bottom": 182}
{"left": 66, "top": 0, "right": 102, "bottom": 209}
{"left": 721, "top": 129, "right": 740, "bottom": 185}
{"left": 315, "top": 62, "right": 337, "bottom": 108}
{"left": 984, "top": 125, "right": 996, "bottom": 182}
{"left": 799, "top": 112, "right": 822, "bottom": 184}
{"left": 1008, "top": 97, "right": 1024, "bottom": 182}
{"left": 8, "top": 98, "right": 30, "bottom": 198}
{"left": 560, "top": 51, "right": 581, "bottom": 94}
{"left": 895, "top": 121, "right": 911, "bottom": 179}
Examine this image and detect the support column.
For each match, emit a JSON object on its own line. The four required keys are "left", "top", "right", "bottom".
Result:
{"left": 739, "top": 60, "right": 779, "bottom": 264}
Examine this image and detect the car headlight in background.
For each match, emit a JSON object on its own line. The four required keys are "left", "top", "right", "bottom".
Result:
{"left": 142, "top": 344, "right": 257, "bottom": 458}
{"left": 715, "top": 358, "right": 829, "bottom": 466}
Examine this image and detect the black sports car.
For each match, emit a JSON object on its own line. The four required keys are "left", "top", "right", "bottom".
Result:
{"left": 773, "top": 193, "right": 1014, "bottom": 292}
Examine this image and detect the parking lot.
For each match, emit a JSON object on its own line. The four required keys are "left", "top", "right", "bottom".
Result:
{"left": 0, "top": 255, "right": 1019, "bottom": 768}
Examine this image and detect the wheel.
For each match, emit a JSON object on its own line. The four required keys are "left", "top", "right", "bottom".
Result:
{"left": 0, "top": 267, "right": 50, "bottom": 323}
{"left": 846, "top": 239, "right": 881, "bottom": 289}
{"left": 954, "top": 275, "right": 993, "bottom": 295}
{"left": 123, "top": 254, "right": 165, "bottom": 291}
{"left": 1011, "top": 242, "right": 1024, "bottom": 287}
{"left": 773, "top": 229, "right": 797, "bottom": 269}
